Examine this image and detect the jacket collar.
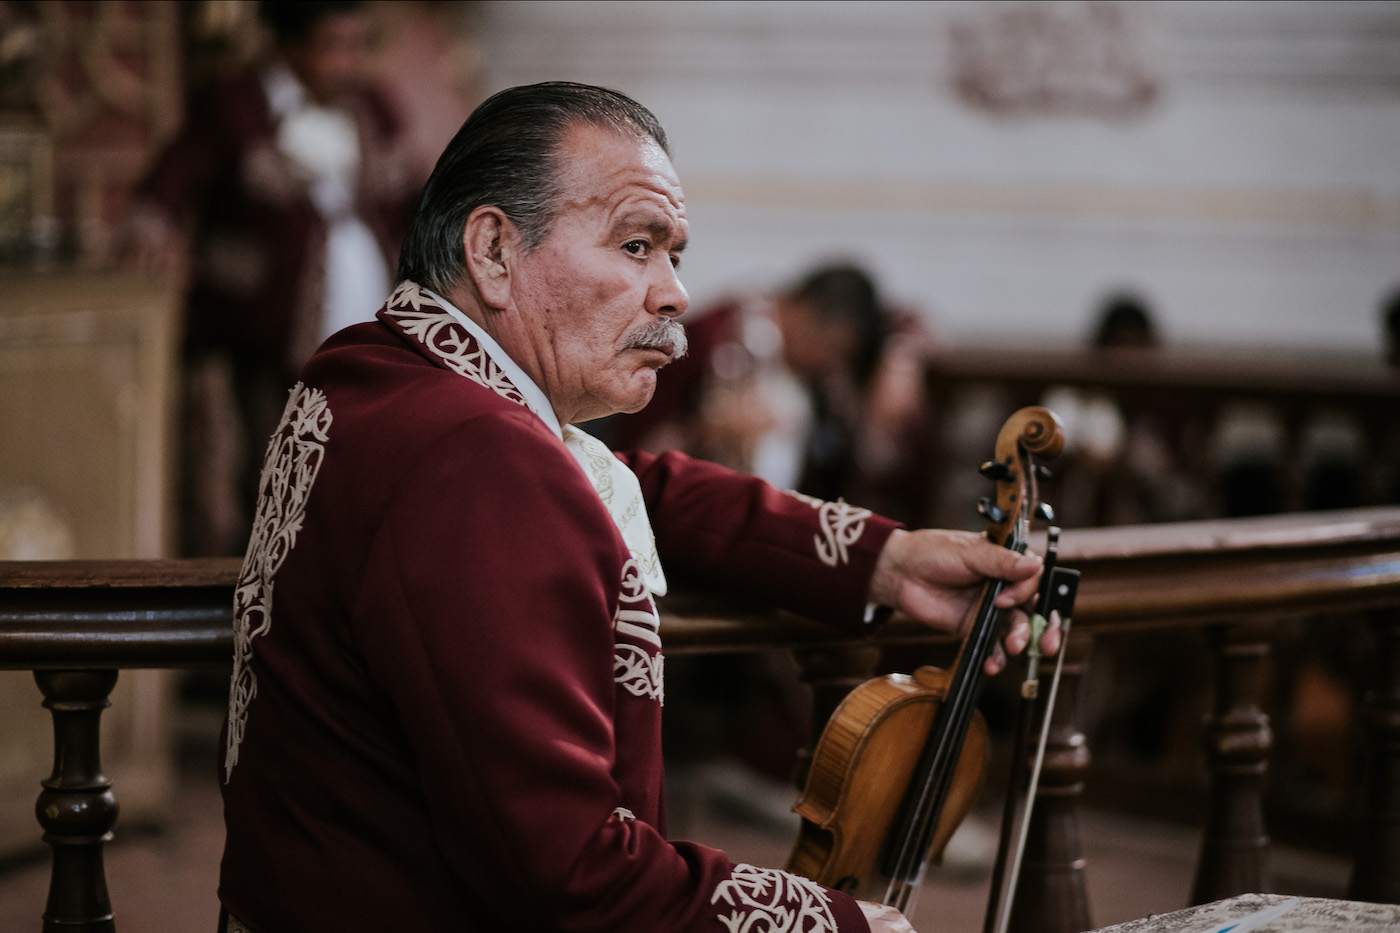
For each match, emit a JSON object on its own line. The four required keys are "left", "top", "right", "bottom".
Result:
{"left": 377, "top": 280, "right": 556, "bottom": 424}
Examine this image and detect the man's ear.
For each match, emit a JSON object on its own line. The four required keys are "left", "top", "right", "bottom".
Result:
{"left": 462, "top": 206, "right": 517, "bottom": 311}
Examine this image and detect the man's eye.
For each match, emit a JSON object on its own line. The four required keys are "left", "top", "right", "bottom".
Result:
{"left": 623, "top": 240, "right": 649, "bottom": 257}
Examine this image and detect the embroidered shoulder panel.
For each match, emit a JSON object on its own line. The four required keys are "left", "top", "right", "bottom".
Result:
{"left": 226, "top": 383, "right": 333, "bottom": 781}
{"left": 711, "top": 863, "right": 838, "bottom": 933}
{"left": 380, "top": 281, "right": 528, "bottom": 406}
{"left": 785, "top": 491, "right": 872, "bottom": 568}
{"left": 612, "top": 557, "right": 664, "bottom": 706}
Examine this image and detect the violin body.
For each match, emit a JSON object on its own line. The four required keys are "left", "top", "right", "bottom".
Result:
{"left": 786, "top": 665, "right": 989, "bottom": 900}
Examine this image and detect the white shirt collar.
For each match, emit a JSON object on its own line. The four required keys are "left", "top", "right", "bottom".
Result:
{"left": 423, "top": 288, "right": 564, "bottom": 440}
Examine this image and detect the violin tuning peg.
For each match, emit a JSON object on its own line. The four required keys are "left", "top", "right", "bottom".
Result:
{"left": 978, "top": 459, "right": 1012, "bottom": 481}
{"left": 977, "top": 496, "right": 1008, "bottom": 523}
{"left": 1034, "top": 464, "right": 1053, "bottom": 480}
{"left": 1035, "top": 502, "right": 1055, "bottom": 522}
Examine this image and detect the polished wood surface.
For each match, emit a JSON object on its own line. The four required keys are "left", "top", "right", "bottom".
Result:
{"left": 0, "top": 558, "right": 237, "bottom": 669}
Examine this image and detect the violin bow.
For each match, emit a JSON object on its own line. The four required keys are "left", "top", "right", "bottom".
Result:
{"left": 983, "top": 525, "right": 1080, "bottom": 933}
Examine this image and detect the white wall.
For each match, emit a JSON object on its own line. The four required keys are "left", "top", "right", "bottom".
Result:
{"left": 475, "top": 0, "right": 1400, "bottom": 354}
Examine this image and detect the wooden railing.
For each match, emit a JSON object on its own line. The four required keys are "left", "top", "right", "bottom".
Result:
{"left": 923, "top": 347, "right": 1400, "bottom": 527}
{"left": 926, "top": 347, "right": 1400, "bottom": 426}
{"left": 2, "top": 508, "right": 1399, "bottom": 931}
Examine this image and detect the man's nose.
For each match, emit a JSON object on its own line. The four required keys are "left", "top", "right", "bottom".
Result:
{"left": 649, "top": 262, "right": 688, "bottom": 318}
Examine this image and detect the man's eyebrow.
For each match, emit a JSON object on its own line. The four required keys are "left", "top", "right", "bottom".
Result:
{"left": 613, "top": 210, "right": 685, "bottom": 249}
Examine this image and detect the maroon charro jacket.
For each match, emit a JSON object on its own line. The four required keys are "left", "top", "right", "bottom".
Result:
{"left": 218, "top": 282, "right": 899, "bottom": 931}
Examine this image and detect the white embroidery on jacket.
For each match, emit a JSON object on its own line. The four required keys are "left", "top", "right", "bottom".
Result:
{"left": 711, "top": 863, "right": 838, "bottom": 933}
{"left": 381, "top": 281, "right": 528, "bottom": 405}
{"left": 613, "top": 558, "right": 664, "bottom": 705}
{"left": 615, "top": 645, "right": 665, "bottom": 706}
{"left": 613, "top": 807, "right": 636, "bottom": 821}
{"left": 786, "top": 491, "right": 871, "bottom": 568}
{"left": 225, "top": 384, "right": 333, "bottom": 781}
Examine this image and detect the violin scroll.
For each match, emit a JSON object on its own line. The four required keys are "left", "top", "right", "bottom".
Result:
{"left": 980, "top": 406, "right": 1065, "bottom": 550}
{"left": 1007, "top": 406, "right": 1065, "bottom": 460}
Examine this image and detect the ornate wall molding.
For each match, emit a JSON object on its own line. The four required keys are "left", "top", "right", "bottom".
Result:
{"left": 948, "top": 1, "right": 1163, "bottom": 119}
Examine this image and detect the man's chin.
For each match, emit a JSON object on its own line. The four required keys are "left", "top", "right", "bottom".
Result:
{"left": 617, "top": 374, "right": 659, "bottom": 415}
{"left": 577, "top": 377, "right": 656, "bottom": 423}
{"left": 619, "top": 388, "right": 657, "bottom": 416}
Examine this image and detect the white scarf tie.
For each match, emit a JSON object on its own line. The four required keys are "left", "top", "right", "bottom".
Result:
{"left": 561, "top": 425, "right": 667, "bottom": 596}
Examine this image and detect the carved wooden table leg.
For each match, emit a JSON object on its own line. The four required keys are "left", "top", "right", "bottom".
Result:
{"left": 34, "top": 670, "right": 120, "bottom": 933}
{"left": 790, "top": 644, "right": 881, "bottom": 787}
{"left": 1349, "top": 609, "right": 1400, "bottom": 903}
{"left": 1193, "top": 624, "right": 1272, "bottom": 904}
{"left": 1007, "top": 633, "right": 1093, "bottom": 933}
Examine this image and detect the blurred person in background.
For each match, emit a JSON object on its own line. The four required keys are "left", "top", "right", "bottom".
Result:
{"left": 125, "top": 0, "right": 419, "bottom": 556}
{"left": 1043, "top": 291, "right": 1199, "bottom": 527}
{"left": 610, "top": 263, "right": 935, "bottom": 527}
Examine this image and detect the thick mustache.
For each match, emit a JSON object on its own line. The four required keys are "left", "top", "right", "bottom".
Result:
{"left": 625, "top": 319, "right": 688, "bottom": 362}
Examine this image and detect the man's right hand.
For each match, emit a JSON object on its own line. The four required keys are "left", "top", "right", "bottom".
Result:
{"left": 867, "top": 526, "right": 1051, "bottom": 675}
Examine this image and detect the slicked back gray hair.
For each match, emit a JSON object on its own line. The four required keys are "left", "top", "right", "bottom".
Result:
{"left": 396, "top": 82, "right": 671, "bottom": 295}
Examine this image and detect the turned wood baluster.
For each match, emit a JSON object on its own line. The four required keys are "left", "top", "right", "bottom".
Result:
{"left": 34, "top": 670, "right": 120, "bottom": 933}
{"left": 1007, "top": 633, "right": 1094, "bottom": 933}
{"left": 1193, "top": 624, "right": 1272, "bottom": 904}
{"left": 1349, "top": 609, "right": 1400, "bottom": 903}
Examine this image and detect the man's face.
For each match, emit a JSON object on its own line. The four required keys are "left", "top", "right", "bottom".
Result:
{"left": 505, "top": 123, "right": 690, "bottom": 424}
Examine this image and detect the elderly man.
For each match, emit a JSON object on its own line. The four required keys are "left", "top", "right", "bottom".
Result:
{"left": 218, "top": 82, "right": 1047, "bottom": 933}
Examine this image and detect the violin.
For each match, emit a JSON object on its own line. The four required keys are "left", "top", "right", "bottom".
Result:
{"left": 785, "top": 406, "right": 1066, "bottom": 914}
